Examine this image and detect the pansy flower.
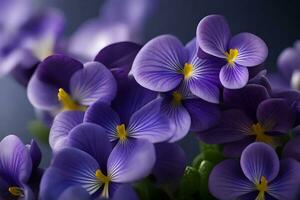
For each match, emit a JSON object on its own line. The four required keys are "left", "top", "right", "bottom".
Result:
{"left": 132, "top": 35, "right": 222, "bottom": 104}
{"left": 0, "top": 135, "right": 41, "bottom": 200}
{"left": 27, "top": 54, "right": 117, "bottom": 113}
{"left": 209, "top": 142, "right": 300, "bottom": 200}
{"left": 198, "top": 86, "right": 295, "bottom": 156}
{"left": 197, "top": 15, "right": 268, "bottom": 89}
{"left": 40, "top": 123, "right": 155, "bottom": 199}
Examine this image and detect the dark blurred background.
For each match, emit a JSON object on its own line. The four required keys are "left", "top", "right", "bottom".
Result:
{"left": 1, "top": 0, "right": 300, "bottom": 164}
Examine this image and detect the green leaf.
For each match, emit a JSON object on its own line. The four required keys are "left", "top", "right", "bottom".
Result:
{"left": 134, "top": 179, "right": 170, "bottom": 200}
{"left": 198, "top": 160, "right": 216, "bottom": 200}
{"left": 28, "top": 120, "right": 50, "bottom": 144}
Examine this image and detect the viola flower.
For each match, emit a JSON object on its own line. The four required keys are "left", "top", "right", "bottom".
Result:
{"left": 209, "top": 142, "right": 300, "bottom": 200}
{"left": 0, "top": 135, "right": 42, "bottom": 200}
{"left": 84, "top": 77, "right": 171, "bottom": 144}
{"left": 40, "top": 123, "right": 155, "bottom": 199}
{"left": 197, "top": 15, "right": 268, "bottom": 89}
{"left": 161, "top": 83, "right": 220, "bottom": 142}
{"left": 68, "top": 0, "right": 157, "bottom": 61}
{"left": 27, "top": 54, "right": 117, "bottom": 114}
{"left": 198, "top": 87, "right": 295, "bottom": 156}
{"left": 132, "top": 35, "right": 222, "bottom": 104}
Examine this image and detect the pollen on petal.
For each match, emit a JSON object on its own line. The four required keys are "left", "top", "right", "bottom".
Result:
{"left": 116, "top": 124, "right": 128, "bottom": 142}
{"left": 172, "top": 91, "right": 183, "bottom": 105}
{"left": 182, "top": 63, "right": 193, "bottom": 79}
{"left": 8, "top": 187, "right": 24, "bottom": 197}
{"left": 57, "top": 88, "right": 86, "bottom": 111}
{"left": 225, "top": 48, "right": 239, "bottom": 65}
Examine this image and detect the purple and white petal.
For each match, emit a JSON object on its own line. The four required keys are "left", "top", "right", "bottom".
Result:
{"left": 197, "top": 109, "right": 252, "bottom": 144}
{"left": 220, "top": 63, "right": 249, "bottom": 89}
{"left": 108, "top": 139, "right": 155, "bottom": 183}
{"left": 132, "top": 35, "right": 187, "bottom": 92}
{"left": 209, "top": 159, "right": 254, "bottom": 200}
{"left": 241, "top": 142, "right": 280, "bottom": 183}
{"left": 197, "top": 15, "right": 231, "bottom": 58}
{"left": 49, "top": 111, "right": 84, "bottom": 151}
{"left": 58, "top": 186, "right": 90, "bottom": 200}
{"left": 68, "top": 123, "right": 112, "bottom": 170}
{"left": 0, "top": 135, "right": 32, "bottom": 183}
{"left": 161, "top": 97, "right": 191, "bottom": 142}
{"left": 152, "top": 143, "right": 186, "bottom": 183}
{"left": 229, "top": 33, "right": 268, "bottom": 67}
{"left": 268, "top": 159, "right": 300, "bottom": 200}
{"left": 183, "top": 98, "right": 220, "bottom": 132}
{"left": 128, "top": 99, "right": 172, "bottom": 143}
{"left": 70, "top": 62, "right": 117, "bottom": 106}
{"left": 84, "top": 101, "right": 121, "bottom": 141}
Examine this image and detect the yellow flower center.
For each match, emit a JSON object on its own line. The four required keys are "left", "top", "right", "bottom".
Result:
{"left": 8, "top": 186, "right": 24, "bottom": 197}
{"left": 251, "top": 123, "right": 274, "bottom": 144}
{"left": 225, "top": 48, "right": 239, "bottom": 64}
{"left": 116, "top": 124, "right": 128, "bottom": 142}
{"left": 95, "top": 169, "right": 111, "bottom": 198}
{"left": 255, "top": 176, "right": 268, "bottom": 200}
{"left": 57, "top": 88, "right": 87, "bottom": 111}
{"left": 172, "top": 91, "right": 182, "bottom": 105}
{"left": 182, "top": 63, "right": 193, "bottom": 79}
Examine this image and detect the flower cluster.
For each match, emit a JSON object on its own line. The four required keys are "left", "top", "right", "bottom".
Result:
{"left": 0, "top": 1, "right": 300, "bottom": 200}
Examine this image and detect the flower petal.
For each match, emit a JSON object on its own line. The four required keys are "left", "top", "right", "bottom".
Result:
{"left": 209, "top": 159, "right": 254, "bottom": 200}
{"left": 132, "top": 35, "right": 186, "bottom": 92}
{"left": 183, "top": 98, "right": 220, "bottom": 132}
{"left": 84, "top": 101, "right": 120, "bottom": 141}
{"left": 49, "top": 111, "right": 84, "bottom": 151}
{"left": 187, "top": 58, "right": 221, "bottom": 103}
{"left": 35, "top": 54, "right": 83, "bottom": 91}
{"left": 152, "top": 142, "right": 186, "bottom": 183}
{"left": 69, "top": 123, "right": 112, "bottom": 170}
{"left": 277, "top": 47, "right": 300, "bottom": 80}
{"left": 70, "top": 61, "right": 117, "bottom": 106}
{"left": 196, "top": 15, "right": 230, "bottom": 58}
{"left": 94, "top": 42, "right": 142, "bottom": 80}
{"left": 220, "top": 63, "right": 249, "bottom": 89}
{"left": 50, "top": 148, "right": 100, "bottom": 195}
{"left": 27, "top": 73, "right": 60, "bottom": 110}
{"left": 223, "top": 84, "right": 269, "bottom": 119}
{"left": 257, "top": 99, "right": 295, "bottom": 133}
{"left": 223, "top": 137, "right": 254, "bottom": 158}
{"left": 0, "top": 135, "right": 32, "bottom": 183}
{"left": 128, "top": 99, "right": 172, "bottom": 143}
{"left": 229, "top": 33, "right": 268, "bottom": 67}
{"left": 161, "top": 97, "right": 191, "bottom": 142}
{"left": 268, "top": 159, "right": 300, "bottom": 200}
{"left": 108, "top": 139, "right": 155, "bottom": 183}
{"left": 112, "top": 185, "right": 139, "bottom": 200}
{"left": 28, "top": 139, "right": 42, "bottom": 170}
{"left": 58, "top": 186, "right": 90, "bottom": 200}
{"left": 197, "top": 109, "right": 252, "bottom": 144}
{"left": 111, "top": 77, "right": 157, "bottom": 125}
{"left": 241, "top": 142, "right": 279, "bottom": 183}
{"left": 282, "top": 136, "right": 300, "bottom": 161}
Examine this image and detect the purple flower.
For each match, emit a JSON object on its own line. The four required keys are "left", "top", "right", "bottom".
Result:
{"left": 0, "top": 135, "right": 42, "bottom": 200}
{"left": 160, "top": 83, "right": 220, "bottom": 142}
{"left": 68, "top": 0, "right": 156, "bottom": 61}
{"left": 197, "top": 15, "right": 268, "bottom": 89}
{"left": 132, "top": 36, "right": 221, "bottom": 104}
{"left": 198, "top": 84, "right": 295, "bottom": 156}
{"left": 283, "top": 136, "right": 300, "bottom": 162}
{"left": 209, "top": 142, "right": 300, "bottom": 200}
{"left": 27, "top": 54, "right": 117, "bottom": 113}
{"left": 0, "top": 8, "right": 65, "bottom": 84}
{"left": 40, "top": 123, "right": 155, "bottom": 199}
